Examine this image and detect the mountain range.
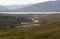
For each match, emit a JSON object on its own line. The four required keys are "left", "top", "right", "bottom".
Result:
{"left": 0, "top": 6, "right": 8, "bottom": 10}
{"left": 0, "top": 0, "right": 60, "bottom": 12}
{"left": 6, "top": 4, "right": 32, "bottom": 10}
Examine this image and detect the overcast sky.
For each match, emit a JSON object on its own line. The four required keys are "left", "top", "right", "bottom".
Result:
{"left": 0, "top": 0, "right": 56, "bottom": 6}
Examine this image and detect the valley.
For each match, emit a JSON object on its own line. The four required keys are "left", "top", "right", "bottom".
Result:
{"left": 0, "top": 13, "right": 60, "bottom": 39}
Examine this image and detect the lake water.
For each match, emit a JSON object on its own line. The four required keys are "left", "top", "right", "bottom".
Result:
{"left": 0, "top": 12, "right": 60, "bottom": 14}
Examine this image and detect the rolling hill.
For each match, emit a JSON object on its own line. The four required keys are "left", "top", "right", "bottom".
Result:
{"left": 15, "top": 1, "right": 60, "bottom": 12}
{"left": 6, "top": 4, "right": 33, "bottom": 10}
{"left": 0, "top": 13, "right": 60, "bottom": 28}
{"left": 0, "top": 4, "right": 33, "bottom": 12}
{"left": 0, "top": 6, "right": 8, "bottom": 10}
{"left": 0, "top": 13, "right": 60, "bottom": 39}
{"left": 0, "top": 22, "right": 60, "bottom": 39}
{"left": 0, "top": 1, "right": 60, "bottom": 12}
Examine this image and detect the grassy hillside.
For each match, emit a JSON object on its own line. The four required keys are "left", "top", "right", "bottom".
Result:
{"left": 0, "top": 15, "right": 18, "bottom": 28}
{"left": 0, "top": 22, "right": 60, "bottom": 39}
{"left": 0, "top": 13, "right": 60, "bottom": 39}
{"left": 39, "top": 14, "right": 60, "bottom": 24}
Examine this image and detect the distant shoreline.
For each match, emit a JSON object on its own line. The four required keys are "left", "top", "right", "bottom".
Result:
{"left": 0, "top": 12, "right": 60, "bottom": 14}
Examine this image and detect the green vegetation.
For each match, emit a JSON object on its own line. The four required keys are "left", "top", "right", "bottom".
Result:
{"left": 0, "top": 22, "right": 60, "bottom": 39}
{"left": 0, "top": 14, "right": 60, "bottom": 39}
{"left": 0, "top": 16, "right": 17, "bottom": 28}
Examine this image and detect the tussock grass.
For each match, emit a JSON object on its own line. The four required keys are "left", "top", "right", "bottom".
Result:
{"left": 0, "top": 22, "right": 60, "bottom": 39}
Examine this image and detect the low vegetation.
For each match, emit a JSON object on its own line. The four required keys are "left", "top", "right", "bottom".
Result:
{"left": 0, "top": 14, "right": 60, "bottom": 39}
{"left": 0, "top": 22, "right": 60, "bottom": 39}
